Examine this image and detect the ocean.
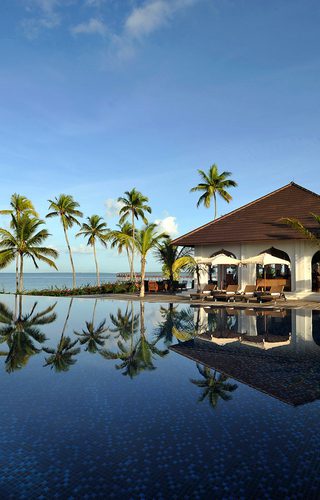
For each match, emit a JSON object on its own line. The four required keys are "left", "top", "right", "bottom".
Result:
{"left": 0, "top": 272, "right": 192, "bottom": 293}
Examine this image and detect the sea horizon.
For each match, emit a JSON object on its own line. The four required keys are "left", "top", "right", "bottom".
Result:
{"left": 0, "top": 271, "right": 191, "bottom": 292}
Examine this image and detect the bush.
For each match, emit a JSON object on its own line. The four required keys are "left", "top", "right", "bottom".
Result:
{"left": 24, "top": 281, "right": 138, "bottom": 297}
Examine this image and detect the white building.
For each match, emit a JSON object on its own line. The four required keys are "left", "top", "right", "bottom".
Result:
{"left": 173, "top": 182, "right": 320, "bottom": 299}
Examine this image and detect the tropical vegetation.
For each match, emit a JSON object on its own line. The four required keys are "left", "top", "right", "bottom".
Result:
{"left": 47, "top": 194, "right": 83, "bottom": 289}
{"left": 76, "top": 215, "right": 109, "bottom": 286}
{"left": 190, "top": 164, "right": 238, "bottom": 219}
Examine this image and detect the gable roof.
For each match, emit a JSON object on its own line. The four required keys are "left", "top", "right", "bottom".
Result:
{"left": 172, "top": 182, "right": 320, "bottom": 246}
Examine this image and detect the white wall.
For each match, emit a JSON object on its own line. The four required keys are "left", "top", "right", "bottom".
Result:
{"left": 194, "top": 240, "right": 319, "bottom": 292}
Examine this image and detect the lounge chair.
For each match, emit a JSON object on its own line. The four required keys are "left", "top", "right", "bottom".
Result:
{"left": 258, "top": 285, "right": 286, "bottom": 303}
{"left": 190, "top": 283, "right": 217, "bottom": 301}
{"left": 237, "top": 285, "right": 257, "bottom": 302}
{"left": 207, "top": 284, "right": 240, "bottom": 302}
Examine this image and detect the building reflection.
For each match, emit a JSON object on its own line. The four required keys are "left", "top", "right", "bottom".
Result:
{"left": 171, "top": 306, "right": 320, "bottom": 406}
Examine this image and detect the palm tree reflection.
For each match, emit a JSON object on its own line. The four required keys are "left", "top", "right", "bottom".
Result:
{"left": 43, "top": 298, "right": 80, "bottom": 372}
{"left": 0, "top": 296, "right": 56, "bottom": 373}
{"left": 109, "top": 303, "right": 139, "bottom": 341}
{"left": 74, "top": 300, "right": 109, "bottom": 353}
{"left": 101, "top": 302, "right": 169, "bottom": 378}
{"left": 190, "top": 363, "right": 238, "bottom": 409}
{"left": 155, "top": 304, "right": 197, "bottom": 346}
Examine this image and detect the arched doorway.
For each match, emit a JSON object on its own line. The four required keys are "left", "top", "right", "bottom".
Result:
{"left": 312, "top": 251, "right": 320, "bottom": 292}
{"left": 209, "top": 249, "right": 238, "bottom": 287}
{"left": 256, "top": 247, "right": 291, "bottom": 291}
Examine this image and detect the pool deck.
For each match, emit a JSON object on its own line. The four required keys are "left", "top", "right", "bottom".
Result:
{"left": 77, "top": 292, "right": 320, "bottom": 310}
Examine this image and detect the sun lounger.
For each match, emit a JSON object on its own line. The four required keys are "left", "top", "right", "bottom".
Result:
{"left": 208, "top": 284, "right": 240, "bottom": 302}
{"left": 190, "top": 283, "right": 217, "bottom": 300}
{"left": 258, "top": 285, "right": 286, "bottom": 303}
{"left": 237, "top": 285, "right": 257, "bottom": 302}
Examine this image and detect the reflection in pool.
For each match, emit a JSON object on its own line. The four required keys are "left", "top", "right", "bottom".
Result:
{"left": 1, "top": 295, "right": 320, "bottom": 498}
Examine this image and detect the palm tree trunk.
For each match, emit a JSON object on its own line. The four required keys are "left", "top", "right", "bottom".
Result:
{"left": 131, "top": 211, "right": 135, "bottom": 282}
{"left": 140, "top": 301, "right": 145, "bottom": 337}
{"left": 60, "top": 298, "right": 74, "bottom": 345}
{"left": 19, "top": 254, "right": 24, "bottom": 294}
{"left": 93, "top": 242, "right": 100, "bottom": 286}
{"left": 63, "top": 225, "right": 76, "bottom": 289}
{"left": 15, "top": 254, "right": 19, "bottom": 295}
{"left": 214, "top": 193, "right": 217, "bottom": 220}
{"left": 92, "top": 299, "right": 97, "bottom": 325}
{"left": 140, "top": 257, "right": 146, "bottom": 298}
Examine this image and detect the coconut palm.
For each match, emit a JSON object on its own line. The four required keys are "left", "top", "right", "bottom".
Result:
{"left": 154, "top": 239, "right": 192, "bottom": 290}
{"left": 0, "top": 194, "right": 38, "bottom": 292}
{"left": 118, "top": 189, "right": 152, "bottom": 280}
{"left": 282, "top": 214, "right": 320, "bottom": 244}
{"left": 76, "top": 215, "right": 109, "bottom": 286}
{"left": 109, "top": 222, "right": 134, "bottom": 280}
{"left": 43, "top": 299, "right": 80, "bottom": 372}
{"left": 0, "top": 214, "right": 58, "bottom": 293}
{"left": 134, "top": 224, "right": 169, "bottom": 297}
{"left": 190, "top": 363, "right": 238, "bottom": 409}
{"left": 0, "top": 297, "right": 56, "bottom": 373}
{"left": 190, "top": 164, "right": 238, "bottom": 219}
{"left": 47, "top": 194, "right": 83, "bottom": 289}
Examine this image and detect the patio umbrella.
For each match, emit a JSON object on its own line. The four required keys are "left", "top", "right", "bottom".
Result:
{"left": 194, "top": 254, "right": 241, "bottom": 266}
{"left": 241, "top": 252, "right": 290, "bottom": 289}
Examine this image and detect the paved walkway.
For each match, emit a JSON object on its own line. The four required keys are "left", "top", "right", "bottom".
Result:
{"left": 77, "top": 292, "right": 320, "bottom": 310}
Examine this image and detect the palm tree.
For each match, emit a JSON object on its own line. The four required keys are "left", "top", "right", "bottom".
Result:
{"left": 0, "top": 194, "right": 38, "bottom": 292}
{"left": 76, "top": 215, "right": 109, "bottom": 286}
{"left": 43, "top": 298, "right": 80, "bottom": 372}
{"left": 0, "top": 297, "right": 56, "bottom": 373}
{"left": 282, "top": 214, "right": 320, "bottom": 244}
{"left": 118, "top": 189, "right": 152, "bottom": 280}
{"left": 190, "top": 164, "right": 238, "bottom": 219}
{"left": 134, "top": 224, "right": 168, "bottom": 297}
{"left": 109, "top": 222, "right": 134, "bottom": 280}
{"left": 47, "top": 194, "right": 83, "bottom": 289}
{"left": 190, "top": 363, "right": 238, "bottom": 409}
{"left": 0, "top": 214, "right": 58, "bottom": 293}
{"left": 154, "top": 239, "right": 192, "bottom": 290}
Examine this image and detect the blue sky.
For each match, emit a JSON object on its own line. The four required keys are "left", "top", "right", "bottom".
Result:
{"left": 0, "top": 0, "right": 320, "bottom": 273}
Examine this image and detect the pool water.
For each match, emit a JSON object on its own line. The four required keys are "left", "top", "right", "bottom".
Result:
{"left": 1, "top": 295, "right": 320, "bottom": 498}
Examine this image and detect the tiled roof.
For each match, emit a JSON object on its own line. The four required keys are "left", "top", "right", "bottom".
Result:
{"left": 173, "top": 182, "right": 320, "bottom": 246}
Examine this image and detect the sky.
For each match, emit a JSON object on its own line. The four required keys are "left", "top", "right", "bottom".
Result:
{"left": 0, "top": 0, "right": 320, "bottom": 273}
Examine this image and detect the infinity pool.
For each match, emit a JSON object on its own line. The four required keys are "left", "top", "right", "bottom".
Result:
{"left": 1, "top": 295, "right": 320, "bottom": 498}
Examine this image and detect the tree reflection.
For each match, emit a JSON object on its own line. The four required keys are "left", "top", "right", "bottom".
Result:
{"left": 109, "top": 302, "right": 139, "bottom": 341}
{"left": 101, "top": 302, "right": 169, "bottom": 378}
{"left": 43, "top": 298, "right": 80, "bottom": 372}
{"left": 74, "top": 299, "right": 109, "bottom": 353}
{"left": 190, "top": 363, "right": 237, "bottom": 409}
{"left": 0, "top": 296, "right": 56, "bottom": 373}
{"left": 154, "top": 304, "right": 196, "bottom": 346}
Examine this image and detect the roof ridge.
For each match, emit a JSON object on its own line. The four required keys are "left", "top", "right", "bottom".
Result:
{"left": 172, "top": 182, "right": 320, "bottom": 245}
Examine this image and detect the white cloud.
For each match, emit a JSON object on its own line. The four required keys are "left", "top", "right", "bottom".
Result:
{"left": 154, "top": 216, "right": 178, "bottom": 237}
{"left": 104, "top": 198, "right": 124, "bottom": 219}
{"left": 22, "top": 0, "right": 62, "bottom": 38}
{"left": 22, "top": 15, "right": 60, "bottom": 39}
{"left": 125, "top": 0, "right": 198, "bottom": 38}
{"left": 125, "top": 1, "right": 171, "bottom": 39}
{"left": 70, "top": 244, "right": 92, "bottom": 255}
{"left": 71, "top": 18, "right": 108, "bottom": 36}
{"left": 111, "top": 0, "right": 199, "bottom": 60}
